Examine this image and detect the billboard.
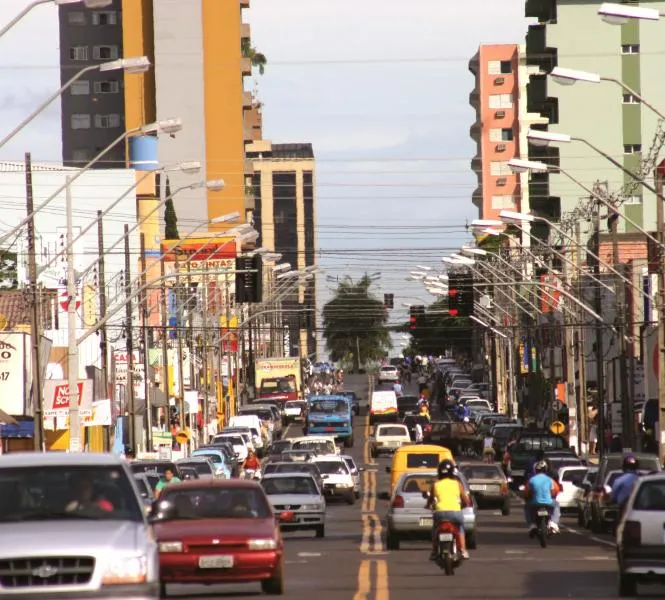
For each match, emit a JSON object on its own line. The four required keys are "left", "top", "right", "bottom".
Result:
{"left": 161, "top": 236, "right": 236, "bottom": 284}
{"left": 0, "top": 332, "right": 29, "bottom": 415}
{"left": 43, "top": 379, "right": 93, "bottom": 417}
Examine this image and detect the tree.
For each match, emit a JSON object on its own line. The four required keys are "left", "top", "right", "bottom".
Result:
{"left": 164, "top": 176, "right": 179, "bottom": 240}
{"left": 322, "top": 275, "right": 391, "bottom": 368}
{"left": 406, "top": 297, "right": 472, "bottom": 356}
{"left": 242, "top": 39, "right": 267, "bottom": 75}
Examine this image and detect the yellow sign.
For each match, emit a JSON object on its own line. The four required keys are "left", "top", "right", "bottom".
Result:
{"left": 550, "top": 421, "right": 566, "bottom": 435}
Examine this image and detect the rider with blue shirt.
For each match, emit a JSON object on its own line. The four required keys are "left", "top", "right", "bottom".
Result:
{"left": 524, "top": 460, "right": 560, "bottom": 535}
{"left": 610, "top": 455, "right": 640, "bottom": 517}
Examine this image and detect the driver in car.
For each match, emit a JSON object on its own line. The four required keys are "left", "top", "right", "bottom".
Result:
{"left": 65, "top": 477, "right": 113, "bottom": 513}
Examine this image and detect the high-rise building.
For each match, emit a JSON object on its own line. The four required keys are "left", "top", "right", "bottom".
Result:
{"left": 523, "top": 0, "right": 665, "bottom": 241}
{"left": 57, "top": 0, "right": 126, "bottom": 168}
{"left": 469, "top": 43, "right": 547, "bottom": 234}
{"left": 246, "top": 140, "right": 318, "bottom": 358}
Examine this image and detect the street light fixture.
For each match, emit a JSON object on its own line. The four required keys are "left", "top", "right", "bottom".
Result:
{"left": 598, "top": 2, "right": 661, "bottom": 24}
{"left": 506, "top": 158, "right": 549, "bottom": 174}
{"left": 499, "top": 209, "right": 535, "bottom": 223}
{"left": 451, "top": 254, "right": 475, "bottom": 265}
{"left": 471, "top": 219, "right": 504, "bottom": 227}
{"left": 272, "top": 263, "right": 291, "bottom": 273}
{"left": 461, "top": 246, "right": 487, "bottom": 257}
{"left": 210, "top": 210, "right": 240, "bottom": 224}
{"left": 526, "top": 130, "right": 572, "bottom": 147}
{"left": 441, "top": 257, "right": 461, "bottom": 265}
{"left": 416, "top": 265, "right": 432, "bottom": 271}
{"left": 100, "top": 56, "right": 151, "bottom": 74}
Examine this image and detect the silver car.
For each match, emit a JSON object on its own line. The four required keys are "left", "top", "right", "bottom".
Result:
{"left": 385, "top": 470, "right": 477, "bottom": 550}
{"left": 176, "top": 456, "right": 217, "bottom": 479}
{"left": 0, "top": 452, "right": 159, "bottom": 598}
{"left": 261, "top": 472, "right": 326, "bottom": 538}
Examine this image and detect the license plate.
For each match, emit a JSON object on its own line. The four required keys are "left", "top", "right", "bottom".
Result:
{"left": 420, "top": 517, "right": 433, "bottom": 527}
{"left": 199, "top": 555, "right": 234, "bottom": 569}
{"left": 470, "top": 484, "right": 486, "bottom": 492}
{"left": 537, "top": 509, "right": 549, "bottom": 517}
{"left": 438, "top": 533, "right": 453, "bottom": 541}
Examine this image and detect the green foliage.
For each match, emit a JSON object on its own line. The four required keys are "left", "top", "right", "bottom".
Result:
{"left": 407, "top": 297, "right": 472, "bottom": 356}
{"left": 476, "top": 224, "right": 520, "bottom": 252}
{"left": 0, "top": 249, "right": 17, "bottom": 289}
{"left": 241, "top": 39, "right": 267, "bottom": 75}
{"left": 164, "top": 176, "right": 179, "bottom": 240}
{"left": 322, "top": 275, "right": 391, "bottom": 367}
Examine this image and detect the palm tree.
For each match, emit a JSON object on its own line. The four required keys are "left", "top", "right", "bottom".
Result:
{"left": 241, "top": 39, "right": 267, "bottom": 75}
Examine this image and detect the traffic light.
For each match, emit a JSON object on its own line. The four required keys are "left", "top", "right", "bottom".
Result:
{"left": 235, "top": 254, "right": 263, "bottom": 303}
{"left": 448, "top": 277, "right": 460, "bottom": 317}
{"left": 409, "top": 305, "right": 425, "bottom": 331}
{"left": 384, "top": 293, "right": 394, "bottom": 309}
{"left": 448, "top": 273, "right": 474, "bottom": 317}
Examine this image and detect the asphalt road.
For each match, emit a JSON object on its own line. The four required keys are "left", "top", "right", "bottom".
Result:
{"left": 164, "top": 375, "right": 663, "bottom": 599}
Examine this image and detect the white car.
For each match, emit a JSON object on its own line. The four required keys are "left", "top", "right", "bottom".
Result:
{"left": 341, "top": 454, "right": 364, "bottom": 499}
{"left": 378, "top": 365, "right": 400, "bottom": 384}
{"left": 557, "top": 466, "right": 588, "bottom": 510}
{"left": 465, "top": 399, "right": 493, "bottom": 412}
{"left": 284, "top": 400, "right": 306, "bottom": 423}
{"left": 212, "top": 433, "right": 250, "bottom": 461}
{"left": 290, "top": 435, "right": 339, "bottom": 456}
{"left": 369, "top": 424, "right": 411, "bottom": 458}
{"left": 311, "top": 455, "right": 356, "bottom": 504}
{"left": 616, "top": 473, "right": 665, "bottom": 596}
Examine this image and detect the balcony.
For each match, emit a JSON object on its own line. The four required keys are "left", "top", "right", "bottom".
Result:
{"left": 529, "top": 143, "right": 560, "bottom": 169}
{"left": 468, "top": 52, "right": 479, "bottom": 76}
{"left": 469, "top": 90, "right": 480, "bottom": 109}
{"left": 525, "top": 0, "right": 557, "bottom": 23}
{"left": 471, "top": 155, "right": 482, "bottom": 174}
{"left": 242, "top": 90, "right": 253, "bottom": 109}
{"left": 240, "top": 0, "right": 249, "bottom": 7}
{"left": 240, "top": 22, "right": 250, "bottom": 40}
{"left": 527, "top": 74, "right": 559, "bottom": 124}
{"left": 241, "top": 57, "right": 252, "bottom": 76}
{"left": 244, "top": 158, "right": 255, "bottom": 175}
{"left": 469, "top": 122, "right": 480, "bottom": 142}
{"left": 526, "top": 24, "right": 557, "bottom": 74}
{"left": 472, "top": 187, "right": 483, "bottom": 209}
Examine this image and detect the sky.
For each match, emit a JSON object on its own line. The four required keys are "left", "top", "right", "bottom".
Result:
{"left": 0, "top": 0, "right": 530, "bottom": 354}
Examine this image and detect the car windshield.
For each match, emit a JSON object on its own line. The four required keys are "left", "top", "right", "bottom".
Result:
{"left": 378, "top": 426, "right": 408, "bottom": 437}
{"left": 215, "top": 435, "right": 244, "bottom": 446}
{"left": 133, "top": 477, "right": 151, "bottom": 499}
{"left": 193, "top": 452, "right": 222, "bottom": 464}
{"left": 180, "top": 461, "right": 212, "bottom": 474}
{"left": 343, "top": 458, "right": 356, "bottom": 471}
{"left": 461, "top": 465, "right": 503, "bottom": 480}
{"left": 405, "top": 454, "right": 440, "bottom": 469}
{"left": 633, "top": 481, "right": 665, "bottom": 511}
{"left": 561, "top": 468, "right": 587, "bottom": 484}
{"left": 381, "top": 367, "right": 396, "bottom": 372}
{"left": 262, "top": 477, "right": 319, "bottom": 495}
{"left": 130, "top": 462, "right": 176, "bottom": 476}
{"left": 401, "top": 475, "right": 435, "bottom": 494}
{"left": 285, "top": 401, "right": 304, "bottom": 409}
{"left": 261, "top": 378, "right": 297, "bottom": 394}
{"left": 160, "top": 486, "right": 271, "bottom": 520}
{"left": 292, "top": 441, "right": 333, "bottom": 454}
{"left": 0, "top": 466, "right": 144, "bottom": 523}
{"left": 309, "top": 400, "right": 348, "bottom": 414}
{"left": 270, "top": 441, "right": 292, "bottom": 454}
{"left": 518, "top": 437, "right": 566, "bottom": 451}
{"left": 270, "top": 463, "right": 319, "bottom": 477}
{"left": 315, "top": 461, "right": 349, "bottom": 475}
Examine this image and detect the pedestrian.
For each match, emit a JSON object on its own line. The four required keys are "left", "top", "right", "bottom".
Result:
{"left": 414, "top": 421, "right": 424, "bottom": 444}
{"left": 482, "top": 433, "right": 495, "bottom": 463}
{"left": 418, "top": 373, "right": 427, "bottom": 394}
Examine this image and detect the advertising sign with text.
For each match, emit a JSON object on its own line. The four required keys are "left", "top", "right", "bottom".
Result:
{"left": 0, "top": 332, "right": 28, "bottom": 415}
{"left": 43, "top": 379, "right": 93, "bottom": 417}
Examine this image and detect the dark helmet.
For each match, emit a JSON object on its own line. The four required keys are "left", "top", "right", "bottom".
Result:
{"left": 437, "top": 459, "right": 455, "bottom": 479}
{"left": 535, "top": 460, "right": 548, "bottom": 473}
{"left": 623, "top": 455, "right": 638, "bottom": 472}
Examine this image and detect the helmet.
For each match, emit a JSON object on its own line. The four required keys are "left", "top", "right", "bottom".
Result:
{"left": 623, "top": 455, "right": 638, "bottom": 472}
{"left": 535, "top": 460, "right": 548, "bottom": 473}
{"left": 437, "top": 459, "right": 455, "bottom": 479}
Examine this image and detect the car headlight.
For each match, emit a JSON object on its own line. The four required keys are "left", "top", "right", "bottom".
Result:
{"left": 158, "top": 541, "right": 183, "bottom": 553}
{"left": 101, "top": 555, "right": 147, "bottom": 585}
{"left": 248, "top": 538, "right": 277, "bottom": 550}
{"left": 301, "top": 503, "right": 323, "bottom": 511}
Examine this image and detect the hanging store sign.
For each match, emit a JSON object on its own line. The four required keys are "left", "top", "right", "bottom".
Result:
{"left": 0, "top": 332, "right": 29, "bottom": 416}
{"left": 43, "top": 379, "right": 93, "bottom": 417}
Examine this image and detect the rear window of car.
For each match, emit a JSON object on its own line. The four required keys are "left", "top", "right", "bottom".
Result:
{"left": 518, "top": 436, "right": 566, "bottom": 451}
{"left": 633, "top": 481, "right": 665, "bottom": 511}
{"left": 401, "top": 475, "right": 435, "bottom": 494}
{"left": 561, "top": 468, "right": 587, "bottom": 483}
{"left": 406, "top": 454, "right": 440, "bottom": 469}
{"left": 461, "top": 465, "right": 503, "bottom": 480}
{"left": 378, "top": 426, "right": 408, "bottom": 437}
{"left": 381, "top": 367, "right": 396, "bottom": 372}
{"left": 180, "top": 461, "right": 212, "bottom": 474}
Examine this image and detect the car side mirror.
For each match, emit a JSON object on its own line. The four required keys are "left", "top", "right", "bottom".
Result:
{"left": 358, "top": 467, "right": 365, "bottom": 472}
{"left": 385, "top": 466, "right": 391, "bottom": 473}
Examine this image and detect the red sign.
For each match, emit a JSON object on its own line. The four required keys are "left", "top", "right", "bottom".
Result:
{"left": 51, "top": 382, "right": 84, "bottom": 410}
{"left": 59, "top": 290, "right": 81, "bottom": 312}
{"left": 161, "top": 238, "right": 236, "bottom": 262}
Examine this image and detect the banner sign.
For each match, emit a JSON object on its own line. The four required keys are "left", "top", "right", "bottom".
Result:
{"left": 43, "top": 379, "right": 93, "bottom": 417}
{"left": 81, "top": 399, "right": 112, "bottom": 427}
{"left": 0, "top": 332, "right": 29, "bottom": 416}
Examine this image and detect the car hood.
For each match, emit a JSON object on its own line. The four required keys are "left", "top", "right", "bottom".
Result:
{"left": 155, "top": 518, "right": 275, "bottom": 540}
{"left": 267, "top": 494, "right": 322, "bottom": 505}
{"left": 0, "top": 520, "right": 147, "bottom": 558}
{"left": 321, "top": 473, "right": 353, "bottom": 484}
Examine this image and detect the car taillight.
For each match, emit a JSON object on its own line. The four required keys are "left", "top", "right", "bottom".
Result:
{"left": 622, "top": 520, "right": 641, "bottom": 546}
{"left": 391, "top": 495, "right": 405, "bottom": 509}
{"left": 500, "top": 482, "right": 508, "bottom": 494}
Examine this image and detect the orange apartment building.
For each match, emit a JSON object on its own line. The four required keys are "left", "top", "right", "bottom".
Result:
{"left": 469, "top": 44, "right": 521, "bottom": 220}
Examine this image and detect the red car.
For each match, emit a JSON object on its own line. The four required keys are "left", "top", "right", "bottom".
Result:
{"left": 152, "top": 479, "right": 285, "bottom": 596}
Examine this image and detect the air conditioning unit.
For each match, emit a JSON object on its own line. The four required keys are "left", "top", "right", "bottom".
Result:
{"left": 495, "top": 110, "right": 506, "bottom": 118}
{"left": 495, "top": 77, "right": 505, "bottom": 85}
{"left": 497, "top": 178, "right": 507, "bottom": 186}
{"left": 496, "top": 144, "right": 506, "bottom": 152}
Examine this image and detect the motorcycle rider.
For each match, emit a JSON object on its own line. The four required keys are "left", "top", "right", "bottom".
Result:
{"left": 243, "top": 449, "right": 261, "bottom": 476}
{"left": 524, "top": 460, "right": 559, "bottom": 535}
{"left": 610, "top": 455, "right": 640, "bottom": 519}
{"left": 426, "top": 459, "right": 471, "bottom": 560}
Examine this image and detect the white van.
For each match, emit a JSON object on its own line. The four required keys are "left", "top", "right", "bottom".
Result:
{"left": 369, "top": 390, "right": 398, "bottom": 425}
{"left": 228, "top": 415, "right": 265, "bottom": 454}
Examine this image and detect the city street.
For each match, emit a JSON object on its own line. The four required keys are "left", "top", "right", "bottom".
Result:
{"left": 161, "top": 375, "right": 659, "bottom": 600}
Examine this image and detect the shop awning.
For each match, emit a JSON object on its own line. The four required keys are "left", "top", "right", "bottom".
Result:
{"left": 0, "top": 409, "right": 18, "bottom": 426}
{"left": 0, "top": 419, "right": 34, "bottom": 439}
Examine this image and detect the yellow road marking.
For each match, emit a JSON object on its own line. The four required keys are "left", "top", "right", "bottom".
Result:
{"left": 353, "top": 559, "right": 371, "bottom": 600}
{"left": 376, "top": 560, "right": 390, "bottom": 600}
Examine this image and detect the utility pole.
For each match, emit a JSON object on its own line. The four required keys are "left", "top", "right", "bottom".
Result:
{"left": 201, "top": 272, "right": 210, "bottom": 438}
{"left": 575, "top": 221, "right": 589, "bottom": 454}
{"left": 655, "top": 162, "right": 665, "bottom": 458}
{"left": 175, "top": 253, "right": 187, "bottom": 448}
{"left": 25, "top": 153, "right": 44, "bottom": 451}
{"left": 124, "top": 224, "right": 136, "bottom": 451}
{"left": 610, "top": 206, "right": 632, "bottom": 450}
{"left": 66, "top": 176, "right": 81, "bottom": 452}
{"left": 562, "top": 245, "right": 579, "bottom": 452}
{"left": 160, "top": 259, "right": 170, "bottom": 419}
{"left": 593, "top": 202, "right": 606, "bottom": 456}
{"left": 140, "top": 233, "right": 152, "bottom": 452}
{"left": 96, "top": 210, "right": 110, "bottom": 450}
{"left": 225, "top": 271, "right": 233, "bottom": 414}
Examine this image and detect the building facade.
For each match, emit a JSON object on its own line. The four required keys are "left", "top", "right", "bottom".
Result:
{"left": 524, "top": 0, "right": 665, "bottom": 241}
{"left": 58, "top": 0, "right": 126, "bottom": 168}
{"left": 246, "top": 141, "right": 317, "bottom": 359}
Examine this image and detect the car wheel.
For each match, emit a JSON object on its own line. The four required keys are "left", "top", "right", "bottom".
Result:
{"left": 466, "top": 531, "right": 477, "bottom": 550}
{"left": 315, "top": 525, "right": 325, "bottom": 538}
{"left": 386, "top": 530, "right": 400, "bottom": 550}
{"left": 618, "top": 572, "right": 637, "bottom": 597}
{"left": 160, "top": 582, "right": 167, "bottom": 598}
{"left": 577, "top": 508, "right": 584, "bottom": 527}
{"left": 501, "top": 500, "right": 511, "bottom": 516}
{"left": 355, "top": 490, "right": 361, "bottom": 499}
{"left": 591, "top": 511, "right": 605, "bottom": 534}
{"left": 370, "top": 448, "right": 377, "bottom": 459}
{"left": 261, "top": 559, "right": 285, "bottom": 595}
{"left": 344, "top": 435, "right": 354, "bottom": 448}
{"left": 346, "top": 491, "right": 356, "bottom": 505}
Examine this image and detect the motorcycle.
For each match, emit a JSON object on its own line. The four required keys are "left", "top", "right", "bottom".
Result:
{"left": 241, "top": 468, "right": 262, "bottom": 481}
{"left": 434, "top": 519, "right": 463, "bottom": 575}
{"left": 530, "top": 504, "right": 553, "bottom": 548}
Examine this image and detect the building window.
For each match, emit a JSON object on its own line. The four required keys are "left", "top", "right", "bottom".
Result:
{"left": 624, "top": 195, "right": 643, "bottom": 204}
{"left": 93, "top": 80, "right": 120, "bottom": 94}
{"left": 500, "top": 60, "right": 512, "bottom": 73}
{"left": 621, "top": 44, "right": 640, "bottom": 54}
{"left": 70, "top": 80, "right": 90, "bottom": 95}
{"left": 67, "top": 11, "right": 85, "bottom": 25}
{"left": 488, "top": 60, "right": 513, "bottom": 75}
{"left": 92, "top": 11, "right": 117, "bottom": 25}
{"left": 622, "top": 93, "right": 639, "bottom": 104}
{"left": 70, "top": 114, "right": 91, "bottom": 129}
{"left": 489, "top": 128, "right": 502, "bottom": 142}
{"left": 623, "top": 144, "right": 642, "bottom": 154}
{"left": 490, "top": 161, "right": 512, "bottom": 176}
{"left": 93, "top": 45, "right": 119, "bottom": 60}
{"left": 94, "top": 114, "right": 121, "bottom": 129}
{"left": 488, "top": 93, "right": 513, "bottom": 109}
{"left": 491, "top": 195, "right": 515, "bottom": 210}
{"left": 69, "top": 45, "right": 88, "bottom": 61}
{"left": 501, "top": 128, "right": 514, "bottom": 141}
{"left": 71, "top": 148, "right": 90, "bottom": 162}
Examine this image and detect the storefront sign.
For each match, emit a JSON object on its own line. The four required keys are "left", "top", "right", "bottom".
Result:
{"left": 0, "top": 332, "right": 28, "bottom": 416}
{"left": 43, "top": 379, "right": 93, "bottom": 417}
